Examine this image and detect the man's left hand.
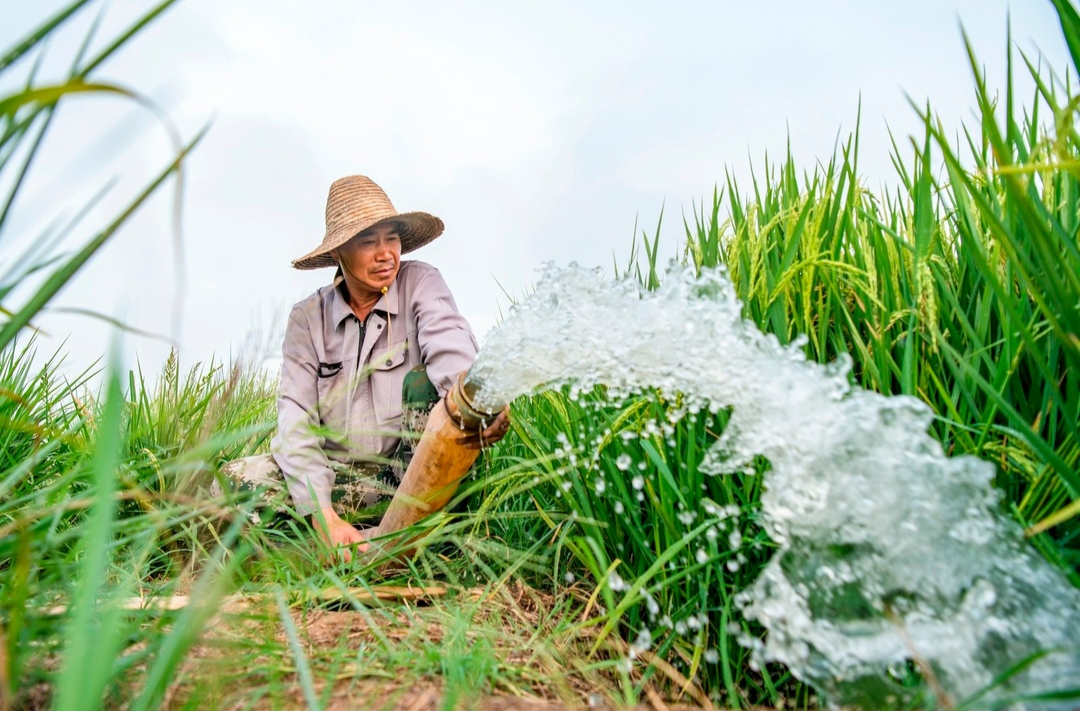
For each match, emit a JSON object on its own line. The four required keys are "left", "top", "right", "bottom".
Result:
{"left": 457, "top": 406, "right": 511, "bottom": 450}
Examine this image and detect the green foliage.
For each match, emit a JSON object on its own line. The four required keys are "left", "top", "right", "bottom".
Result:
{"left": 478, "top": 3, "right": 1080, "bottom": 707}
{"left": 0, "top": 2, "right": 270, "bottom": 709}
{"left": 479, "top": 378, "right": 807, "bottom": 707}
{"left": 0, "top": 344, "right": 277, "bottom": 706}
{"left": 121, "top": 351, "right": 276, "bottom": 496}
{"left": 0, "top": 0, "right": 200, "bottom": 351}
{"left": 677, "top": 29, "right": 1080, "bottom": 562}
{"left": 0, "top": 340, "right": 86, "bottom": 480}
{"left": 3, "top": 0, "right": 1080, "bottom": 709}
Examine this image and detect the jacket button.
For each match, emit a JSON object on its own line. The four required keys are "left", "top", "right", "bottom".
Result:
{"left": 377, "top": 324, "right": 382, "bottom": 329}
{"left": 386, "top": 360, "right": 393, "bottom": 366}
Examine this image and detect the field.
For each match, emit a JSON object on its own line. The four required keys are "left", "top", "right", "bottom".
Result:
{"left": 2, "top": 1, "right": 1079, "bottom": 710}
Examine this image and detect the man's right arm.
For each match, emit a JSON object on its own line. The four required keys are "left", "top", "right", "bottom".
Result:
{"left": 272, "top": 305, "right": 368, "bottom": 558}
{"left": 271, "top": 306, "right": 337, "bottom": 516}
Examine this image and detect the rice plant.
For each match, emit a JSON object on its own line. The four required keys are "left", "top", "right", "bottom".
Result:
{"left": 0, "top": 3, "right": 260, "bottom": 708}
{"left": 480, "top": 5, "right": 1080, "bottom": 708}
{"left": 680, "top": 25, "right": 1080, "bottom": 567}
{"left": 4, "top": 0, "right": 1080, "bottom": 709}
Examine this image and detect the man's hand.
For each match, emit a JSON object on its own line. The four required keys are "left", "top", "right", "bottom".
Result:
{"left": 457, "top": 406, "right": 511, "bottom": 450}
{"left": 312, "top": 506, "right": 368, "bottom": 563}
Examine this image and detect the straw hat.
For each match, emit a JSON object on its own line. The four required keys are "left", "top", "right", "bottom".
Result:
{"left": 291, "top": 175, "right": 444, "bottom": 269}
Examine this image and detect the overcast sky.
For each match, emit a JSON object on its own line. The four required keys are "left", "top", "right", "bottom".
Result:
{"left": 0, "top": 1, "right": 1071, "bottom": 380}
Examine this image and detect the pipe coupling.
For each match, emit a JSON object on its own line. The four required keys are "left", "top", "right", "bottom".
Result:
{"left": 447, "top": 372, "right": 502, "bottom": 429}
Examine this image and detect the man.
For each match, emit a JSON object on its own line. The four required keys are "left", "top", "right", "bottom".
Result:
{"left": 224, "top": 175, "right": 509, "bottom": 556}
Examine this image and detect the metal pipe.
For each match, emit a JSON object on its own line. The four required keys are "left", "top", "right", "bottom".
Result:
{"left": 371, "top": 371, "right": 503, "bottom": 544}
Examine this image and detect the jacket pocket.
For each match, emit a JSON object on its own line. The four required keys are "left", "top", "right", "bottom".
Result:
{"left": 370, "top": 345, "right": 408, "bottom": 425}
{"left": 316, "top": 367, "right": 349, "bottom": 440}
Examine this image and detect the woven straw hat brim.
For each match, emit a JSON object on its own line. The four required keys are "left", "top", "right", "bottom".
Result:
{"left": 293, "top": 175, "right": 446, "bottom": 270}
{"left": 292, "top": 211, "right": 444, "bottom": 270}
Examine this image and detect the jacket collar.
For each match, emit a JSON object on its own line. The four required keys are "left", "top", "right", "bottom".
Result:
{"left": 329, "top": 270, "right": 401, "bottom": 328}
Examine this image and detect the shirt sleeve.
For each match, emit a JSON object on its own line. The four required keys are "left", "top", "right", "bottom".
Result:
{"left": 270, "top": 305, "right": 336, "bottom": 515}
{"left": 413, "top": 267, "right": 479, "bottom": 397}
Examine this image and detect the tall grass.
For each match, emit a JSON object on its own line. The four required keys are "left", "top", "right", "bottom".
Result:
{"left": 0, "top": 2, "right": 276, "bottom": 708}
{"left": 481, "top": 6, "right": 1080, "bottom": 708}
{"left": 4, "top": 0, "right": 1080, "bottom": 709}
{"left": 683, "top": 30, "right": 1080, "bottom": 563}
{"left": 1, "top": 4, "right": 629, "bottom": 709}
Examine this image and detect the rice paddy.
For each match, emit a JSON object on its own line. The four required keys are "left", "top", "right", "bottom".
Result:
{"left": 2, "top": 1, "right": 1079, "bottom": 710}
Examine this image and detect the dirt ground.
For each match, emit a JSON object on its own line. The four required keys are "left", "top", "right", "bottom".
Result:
{"left": 171, "top": 582, "right": 724, "bottom": 711}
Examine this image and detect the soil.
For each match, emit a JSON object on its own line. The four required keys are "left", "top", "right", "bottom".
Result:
{"left": 166, "top": 582, "right": 723, "bottom": 711}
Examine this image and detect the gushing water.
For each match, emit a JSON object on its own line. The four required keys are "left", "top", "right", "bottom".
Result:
{"left": 469, "top": 263, "right": 1080, "bottom": 708}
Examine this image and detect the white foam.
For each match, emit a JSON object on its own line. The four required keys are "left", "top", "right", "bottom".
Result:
{"left": 469, "top": 263, "right": 1080, "bottom": 708}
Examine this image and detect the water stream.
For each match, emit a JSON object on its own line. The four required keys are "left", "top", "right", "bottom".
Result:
{"left": 468, "top": 263, "right": 1080, "bottom": 709}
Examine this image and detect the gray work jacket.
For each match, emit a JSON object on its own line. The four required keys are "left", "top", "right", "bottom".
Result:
{"left": 270, "top": 260, "right": 478, "bottom": 513}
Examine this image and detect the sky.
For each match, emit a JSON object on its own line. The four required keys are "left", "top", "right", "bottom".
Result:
{"left": 0, "top": 0, "right": 1072, "bottom": 381}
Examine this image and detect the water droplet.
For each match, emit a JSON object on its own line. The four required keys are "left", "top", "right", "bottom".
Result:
{"left": 631, "top": 628, "right": 653, "bottom": 657}
{"left": 728, "top": 529, "right": 742, "bottom": 550}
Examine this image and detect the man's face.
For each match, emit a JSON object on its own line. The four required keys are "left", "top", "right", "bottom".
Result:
{"left": 336, "top": 222, "right": 402, "bottom": 296}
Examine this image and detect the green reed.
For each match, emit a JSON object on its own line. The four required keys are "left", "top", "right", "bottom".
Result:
{"left": 4, "top": 0, "right": 1080, "bottom": 709}
{"left": 482, "top": 4, "right": 1080, "bottom": 707}
{"left": 0, "top": 2, "right": 264, "bottom": 708}
{"left": 683, "top": 27, "right": 1080, "bottom": 562}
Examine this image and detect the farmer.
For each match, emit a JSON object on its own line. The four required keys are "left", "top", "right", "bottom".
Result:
{"left": 221, "top": 175, "right": 510, "bottom": 554}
